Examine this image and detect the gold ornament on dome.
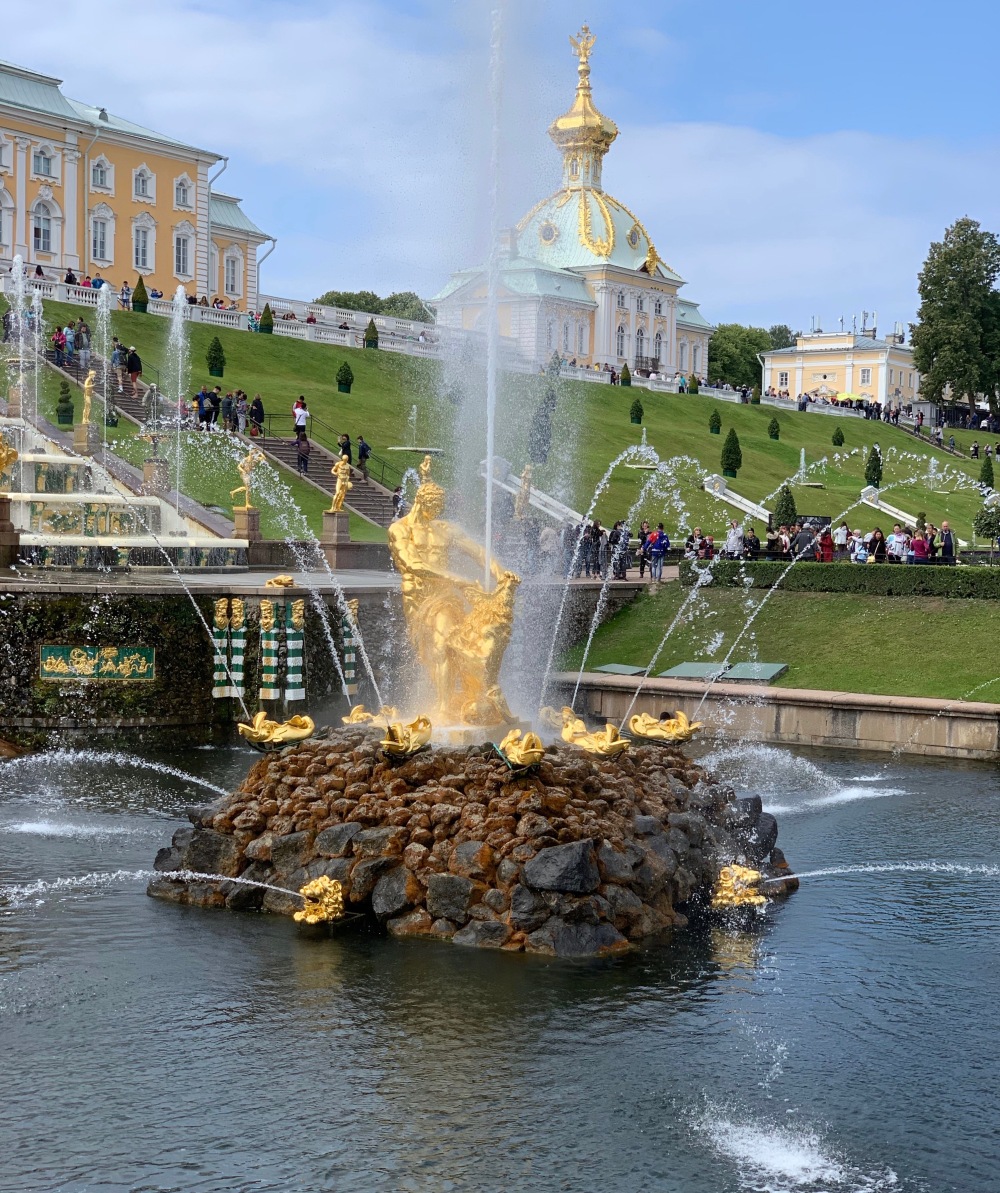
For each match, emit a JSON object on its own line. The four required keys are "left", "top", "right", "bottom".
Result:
{"left": 538, "top": 221, "right": 559, "bottom": 247}
{"left": 560, "top": 706, "right": 629, "bottom": 757}
{"left": 628, "top": 710, "right": 703, "bottom": 744}
{"left": 294, "top": 877, "right": 344, "bottom": 924}
{"left": 711, "top": 864, "right": 767, "bottom": 909}
{"left": 387, "top": 454, "right": 520, "bottom": 728}
{"left": 381, "top": 716, "right": 432, "bottom": 757}
{"left": 237, "top": 711, "right": 315, "bottom": 746}
{"left": 265, "top": 575, "right": 295, "bottom": 588}
{"left": 342, "top": 704, "right": 400, "bottom": 727}
{"left": 498, "top": 728, "right": 545, "bottom": 769}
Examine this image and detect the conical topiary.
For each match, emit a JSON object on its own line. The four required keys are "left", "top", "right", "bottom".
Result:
{"left": 773, "top": 483, "right": 797, "bottom": 528}
{"left": 336, "top": 360, "right": 354, "bottom": 393}
{"left": 750, "top": 385, "right": 761, "bottom": 404}
{"left": 832, "top": 426, "right": 845, "bottom": 446}
{"left": 688, "top": 374, "right": 699, "bottom": 395}
{"left": 721, "top": 427, "right": 743, "bottom": 476}
{"left": 865, "top": 445, "right": 883, "bottom": 489}
{"left": 980, "top": 454, "right": 995, "bottom": 489}
{"left": 364, "top": 317, "right": 379, "bottom": 348}
{"left": 206, "top": 336, "right": 226, "bottom": 377}
{"left": 132, "top": 274, "right": 148, "bottom": 312}
{"left": 709, "top": 409, "right": 722, "bottom": 434}
{"left": 56, "top": 378, "right": 74, "bottom": 425}
{"left": 259, "top": 303, "right": 274, "bottom": 334}
{"left": 629, "top": 396, "right": 644, "bottom": 424}
{"left": 768, "top": 416, "right": 780, "bottom": 441}
{"left": 620, "top": 362, "right": 631, "bottom": 387}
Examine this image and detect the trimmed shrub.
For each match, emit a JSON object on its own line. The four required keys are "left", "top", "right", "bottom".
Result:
{"left": 767, "top": 416, "right": 780, "bottom": 441}
{"left": 832, "top": 426, "right": 845, "bottom": 446}
{"left": 56, "top": 378, "right": 74, "bottom": 425}
{"left": 364, "top": 317, "right": 379, "bottom": 348}
{"left": 688, "top": 374, "right": 699, "bottom": 395}
{"left": 206, "top": 336, "right": 226, "bottom": 376}
{"left": 629, "top": 396, "right": 644, "bottom": 424}
{"left": 721, "top": 427, "right": 743, "bottom": 474}
{"left": 750, "top": 385, "right": 761, "bottom": 404}
{"left": 131, "top": 275, "right": 148, "bottom": 312}
{"left": 336, "top": 361, "right": 354, "bottom": 393}
{"left": 709, "top": 409, "right": 722, "bottom": 434}
{"left": 916, "top": 511, "right": 927, "bottom": 534}
{"left": 865, "top": 445, "right": 883, "bottom": 488}
{"left": 973, "top": 505, "right": 1000, "bottom": 541}
{"left": 772, "top": 484, "right": 797, "bottom": 528}
{"left": 620, "top": 362, "right": 632, "bottom": 386}
{"left": 979, "top": 455, "right": 994, "bottom": 489}
{"left": 259, "top": 304, "right": 274, "bottom": 334}
{"left": 679, "top": 558, "right": 1000, "bottom": 597}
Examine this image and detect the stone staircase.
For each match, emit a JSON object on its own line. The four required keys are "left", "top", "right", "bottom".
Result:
{"left": 259, "top": 435, "right": 395, "bottom": 526}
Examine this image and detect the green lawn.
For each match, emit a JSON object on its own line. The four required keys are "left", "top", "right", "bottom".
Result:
{"left": 6, "top": 295, "right": 993, "bottom": 543}
{"left": 561, "top": 582, "right": 1000, "bottom": 701}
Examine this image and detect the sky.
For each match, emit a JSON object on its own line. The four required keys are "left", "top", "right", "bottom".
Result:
{"left": 6, "top": 0, "right": 1000, "bottom": 333}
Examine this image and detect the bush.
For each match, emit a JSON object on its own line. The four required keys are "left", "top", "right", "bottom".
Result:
{"left": 767, "top": 416, "right": 780, "bottom": 440}
{"left": 679, "top": 558, "right": 1000, "bottom": 598}
{"left": 750, "top": 386, "right": 761, "bottom": 404}
{"left": 973, "top": 505, "right": 1000, "bottom": 541}
{"left": 980, "top": 455, "right": 994, "bottom": 489}
{"left": 773, "top": 484, "right": 797, "bottom": 528}
{"left": 529, "top": 383, "right": 557, "bottom": 463}
{"left": 364, "top": 317, "right": 379, "bottom": 348}
{"left": 132, "top": 275, "right": 148, "bottom": 309}
{"left": 916, "top": 511, "right": 927, "bottom": 534}
{"left": 56, "top": 378, "right": 74, "bottom": 424}
{"left": 336, "top": 361, "right": 354, "bottom": 387}
{"left": 205, "top": 336, "right": 226, "bottom": 373}
{"left": 629, "top": 396, "right": 644, "bottom": 423}
{"left": 688, "top": 374, "right": 699, "bottom": 395}
{"left": 259, "top": 304, "right": 274, "bottom": 334}
{"left": 721, "top": 427, "right": 743, "bottom": 473}
{"left": 865, "top": 445, "right": 883, "bottom": 488}
{"left": 832, "top": 426, "right": 845, "bottom": 446}
{"left": 620, "top": 362, "right": 631, "bottom": 386}
{"left": 709, "top": 409, "right": 722, "bottom": 433}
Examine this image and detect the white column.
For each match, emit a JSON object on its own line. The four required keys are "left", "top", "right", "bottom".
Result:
{"left": 63, "top": 149, "right": 80, "bottom": 269}
{"left": 844, "top": 354, "right": 854, "bottom": 394}
{"left": 14, "top": 137, "right": 29, "bottom": 256}
{"left": 794, "top": 361, "right": 803, "bottom": 394}
{"left": 762, "top": 359, "right": 772, "bottom": 391}
{"left": 666, "top": 297, "right": 677, "bottom": 370}
{"left": 195, "top": 161, "right": 209, "bottom": 298}
{"left": 877, "top": 352, "right": 889, "bottom": 404}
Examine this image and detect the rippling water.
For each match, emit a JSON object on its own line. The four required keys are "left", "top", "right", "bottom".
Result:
{"left": 2, "top": 742, "right": 998, "bottom": 1192}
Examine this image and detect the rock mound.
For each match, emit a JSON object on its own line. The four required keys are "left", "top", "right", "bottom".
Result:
{"left": 148, "top": 726, "right": 787, "bottom": 956}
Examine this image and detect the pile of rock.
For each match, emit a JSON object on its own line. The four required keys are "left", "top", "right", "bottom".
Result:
{"left": 148, "top": 726, "right": 792, "bottom": 957}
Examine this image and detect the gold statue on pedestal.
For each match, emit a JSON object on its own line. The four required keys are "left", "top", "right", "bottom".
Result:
{"left": 328, "top": 454, "right": 353, "bottom": 513}
{"left": 387, "top": 455, "right": 520, "bottom": 727}
{"left": 0, "top": 432, "right": 18, "bottom": 477}
{"left": 231, "top": 446, "right": 267, "bottom": 510}
{"left": 628, "top": 710, "right": 703, "bottom": 744}
{"left": 513, "top": 463, "right": 533, "bottom": 521}
{"left": 82, "top": 370, "right": 96, "bottom": 424}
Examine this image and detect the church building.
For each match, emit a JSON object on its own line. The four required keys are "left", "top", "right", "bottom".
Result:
{"left": 430, "top": 26, "right": 714, "bottom": 373}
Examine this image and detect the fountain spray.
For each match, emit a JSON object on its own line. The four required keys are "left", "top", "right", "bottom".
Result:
{"left": 482, "top": 2, "right": 503, "bottom": 590}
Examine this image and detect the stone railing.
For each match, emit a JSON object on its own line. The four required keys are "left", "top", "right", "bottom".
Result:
{"left": 258, "top": 292, "right": 433, "bottom": 337}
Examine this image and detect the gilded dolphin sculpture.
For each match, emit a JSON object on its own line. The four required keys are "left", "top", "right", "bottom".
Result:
{"left": 237, "top": 711, "right": 315, "bottom": 746}
{"left": 628, "top": 710, "right": 703, "bottom": 744}
{"left": 498, "top": 728, "right": 545, "bottom": 768}
{"left": 381, "top": 716, "right": 432, "bottom": 757}
{"left": 342, "top": 704, "right": 401, "bottom": 727}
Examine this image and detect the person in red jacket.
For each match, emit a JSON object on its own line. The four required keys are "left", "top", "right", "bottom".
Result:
{"left": 818, "top": 526, "right": 834, "bottom": 562}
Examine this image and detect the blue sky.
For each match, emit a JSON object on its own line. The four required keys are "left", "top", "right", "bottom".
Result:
{"left": 8, "top": 0, "right": 1000, "bottom": 332}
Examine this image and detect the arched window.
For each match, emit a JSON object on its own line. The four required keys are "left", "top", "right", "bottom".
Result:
{"left": 616, "top": 325, "right": 626, "bottom": 357}
{"left": 569, "top": 157, "right": 579, "bottom": 179}
{"left": 562, "top": 322, "right": 570, "bottom": 353}
{"left": 32, "top": 149, "right": 53, "bottom": 177}
{"left": 692, "top": 345, "right": 700, "bottom": 373}
{"left": 33, "top": 202, "right": 52, "bottom": 253}
{"left": 679, "top": 342, "right": 688, "bottom": 371}
{"left": 132, "top": 164, "right": 156, "bottom": 202}
{"left": 654, "top": 331, "right": 663, "bottom": 362}
{"left": 546, "top": 320, "right": 554, "bottom": 350}
{"left": 577, "top": 324, "right": 585, "bottom": 355}
{"left": 92, "top": 161, "right": 107, "bottom": 188}
{"left": 616, "top": 291, "right": 626, "bottom": 310}
{"left": 635, "top": 327, "right": 645, "bottom": 358}
{"left": 224, "top": 246, "right": 244, "bottom": 296}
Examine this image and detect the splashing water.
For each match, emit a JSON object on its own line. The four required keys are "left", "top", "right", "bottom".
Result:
{"left": 0, "top": 750, "right": 228, "bottom": 797}
{"left": 765, "top": 861, "right": 1000, "bottom": 884}
{"left": 482, "top": 3, "right": 504, "bottom": 590}
{"left": 0, "top": 868, "right": 303, "bottom": 910}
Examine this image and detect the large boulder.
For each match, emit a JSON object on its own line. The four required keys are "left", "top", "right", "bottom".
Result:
{"left": 523, "top": 839, "right": 600, "bottom": 893}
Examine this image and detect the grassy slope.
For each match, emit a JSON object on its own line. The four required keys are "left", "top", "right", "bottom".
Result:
{"left": 561, "top": 582, "right": 999, "bottom": 701}
{"left": 10, "top": 297, "right": 990, "bottom": 542}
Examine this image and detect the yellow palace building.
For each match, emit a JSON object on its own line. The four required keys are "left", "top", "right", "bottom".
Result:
{"left": 762, "top": 329, "right": 920, "bottom": 406}
{"left": 0, "top": 60, "right": 273, "bottom": 309}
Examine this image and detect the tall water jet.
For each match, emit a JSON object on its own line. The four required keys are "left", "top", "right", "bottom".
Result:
{"left": 482, "top": 3, "right": 504, "bottom": 588}
{"left": 165, "top": 286, "right": 189, "bottom": 514}
{"left": 30, "top": 290, "right": 43, "bottom": 425}
{"left": 95, "top": 283, "right": 113, "bottom": 453}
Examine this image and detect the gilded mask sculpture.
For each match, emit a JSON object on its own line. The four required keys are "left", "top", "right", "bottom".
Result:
{"left": 294, "top": 877, "right": 345, "bottom": 924}
{"left": 711, "top": 864, "right": 767, "bottom": 909}
{"left": 0, "top": 432, "right": 19, "bottom": 478}
{"left": 386, "top": 455, "right": 520, "bottom": 728}
{"left": 628, "top": 710, "right": 703, "bottom": 744}
{"left": 213, "top": 598, "right": 230, "bottom": 630}
{"left": 290, "top": 599, "right": 305, "bottom": 631}
{"left": 230, "top": 599, "right": 246, "bottom": 631}
{"left": 259, "top": 600, "right": 275, "bottom": 633}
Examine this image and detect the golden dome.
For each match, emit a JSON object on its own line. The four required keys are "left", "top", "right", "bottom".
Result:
{"left": 548, "top": 25, "right": 618, "bottom": 173}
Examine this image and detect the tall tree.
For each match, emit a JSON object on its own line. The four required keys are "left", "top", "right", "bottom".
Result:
{"left": 865, "top": 446, "right": 883, "bottom": 489}
{"left": 707, "top": 323, "right": 773, "bottom": 388}
{"left": 314, "top": 288, "right": 384, "bottom": 313}
{"left": 910, "top": 217, "right": 1000, "bottom": 413}
{"left": 768, "top": 324, "right": 796, "bottom": 350}
{"left": 381, "top": 291, "right": 432, "bottom": 321}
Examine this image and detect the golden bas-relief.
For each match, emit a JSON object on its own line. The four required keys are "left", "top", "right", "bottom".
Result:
{"left": 387, "top": 455, "right": 520, "bottom": 728}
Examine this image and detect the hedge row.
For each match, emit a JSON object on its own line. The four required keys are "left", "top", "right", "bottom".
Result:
{"left": 678, "top": 558, "right": 1000, "bottom": 598}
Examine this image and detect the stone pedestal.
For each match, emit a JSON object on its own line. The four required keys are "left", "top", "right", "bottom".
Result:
{"left": 320, "top": 509, "right": 350, "bottom": 567}
{"left": 0, "top": 494, "right": 20, "bottom": 566}
{"left": 73, "top": 421, "right": 100, "bottom": 457}
{"left": 234, "top": 506, "right": 261, "bottom": 542}
{"left": 143, "top": 458, "right": 170, "bottom": 498}
{"left": 7, "top": 383, "right": 22, "bottom": 419}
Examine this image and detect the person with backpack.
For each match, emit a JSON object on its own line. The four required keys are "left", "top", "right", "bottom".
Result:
{"left": 357, "top": 435, "right": 371, "bottom": 480}
{"left": 51, "top": 325, "right": 66, "bottom": 367}
{"left": 648, "top": 522, "right": 669, "bottom": 582}
{"left": 296, "top": 433, "right": 311, "bottom": 475}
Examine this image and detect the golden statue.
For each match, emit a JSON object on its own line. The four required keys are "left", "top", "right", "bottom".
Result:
{"left": 328, "top": 454, "right": 353, "bottom": 513}
{"left": 513, "top": 463, "right": 533, "bottom": 521}
{"left": 560, "top": 706, "right": 629, "bottom": 757}
{"left": 628, "top": 710, "right": 703, "bottom": 744}
{"left": 294, "top": 877, "right": 345, "bottom": 924}
{"left": 265, "top": 575, "right": 295, "bottom": 588}
{"left": 711, "top": 864, "right": 767, "bottom": 909}
{"left": 231, "top": 446, "right": 267, "bottom": 510}
{"left": 387, "top": 455, "right": 520, "bottom": 727}
{"left": 213, "top": 598, "right": 229, "bottom": 630}
{"left": 569, "top": 23, "right": 596, "bottom": 68}
{"left": 498, "top": 728, "right": 545, "bottom": 769}
{"left": 342, "top": 704, "right": 400, "bottom": 727}
{"left": 0, "top": 431, "right": 18, "bottom": 477}
{"left": 82, "top": 369, "right": 96, "bottom": 424}
{"left": 290, "top": 599, "right": 305, "bottom": 630}
{"left": 259, "top": 599, "right": 275, "bottom": 633}
{"left": 237, "top": 711, "right": 315, "bottom": 746}
{"left": 381, "top": 715, "right": 432, "bottom": 757}
{"left": 230, "top": 599, "right": 245, "bottom": 631}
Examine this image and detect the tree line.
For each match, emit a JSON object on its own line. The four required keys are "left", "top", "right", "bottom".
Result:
{"left": 313, "top": 289, "right": 432, "bottom": 322}
{"left": 707, "top": 323, "right": 797, "bottom": 389}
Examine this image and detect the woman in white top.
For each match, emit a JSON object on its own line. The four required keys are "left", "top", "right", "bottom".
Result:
{"left": 292, "top": 397, "right": 308, "bottom": 431}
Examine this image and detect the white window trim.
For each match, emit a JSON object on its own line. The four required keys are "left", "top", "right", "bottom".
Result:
{"left": 0, "top": 186, "right": 13, "bottom": 249}
{"left": 131, "top": 212, "right": 156, "bottom": 274}
{"left": 30, "top": 142, "right": 60, "bottom": 183}
{"left": 0, "top": 132, "right": 11, "bottom": 175}
{"left": 859, "top": 367, "right": 872, "bottom": 386}
{"left": 173, "top": 220, "right": 196, "bottom": 281}
{"left": 90, "top": 154, "right": 115, "bottom": 195}
{"left": 90, "top": 202, "right": 116, "bottom": 266}
{"left": 173, "top": 172, "right": 194, "bottom": 211}
{"left": 132, "top": 163, "right": 156, "bottom": 204}
{"left": 223, "top": 244, "right": 244, "bottom": 297}
{"left": 778, "top": 370, "right": 789, "bottom": 387}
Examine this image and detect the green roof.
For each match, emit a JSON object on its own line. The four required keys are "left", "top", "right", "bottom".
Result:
{"left": 428, "top": 255, "right": 593, "bottom": 305}
{"left": 68, "top": 99, "right": 216, "bottom": 157}
{"left": 0, "top": 61, "right": 79, "bottom": 120}
{"left": 210, "top": 193, "right": 270, "bottom": 239}
{"left": 676, "top": 300, "right": 714, "bottom": 331}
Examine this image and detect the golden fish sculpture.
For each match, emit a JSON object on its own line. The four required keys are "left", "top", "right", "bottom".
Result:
{"left": 342, "top": 704, "right": 400, "bottom": 727}
{"left": 237, "top": 711, "right": 316, "bottom": 747}
{"left": 538, "top": 705, "right": 564, "bottom": 732}
{"left": 711, "top": 864, "right": 768, "bottom": 909}
{"left": 381, "top": 716, "right": 432, "bottom": 757}
{"left": 498, "top": 728, "right": 545, "bottom": 769}
{"left": 264, "top": 574, "right": 295, "bottom": 588}
{"left": 628, "top": 710, "right": 703, "bottom": 744}
{"left": 560, "top": 707, "right": 629, "bottom": 758}
{"left": 294, "top": 877, "right": 345, "bottom": 924}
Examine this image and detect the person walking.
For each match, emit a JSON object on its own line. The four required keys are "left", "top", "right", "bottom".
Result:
{"left": 939, "top": 520, "right": 955, "bottom": 565}
{"left": 51, "top": 325, "right": 66, "bottom": 367}
{"left": 249, "top": 394, "right": 265, "bottom": 436}
{"left": 392, "top": 486, "right": 404, "bottom": 519}
{"left": 648, "top": 522, "right": 668, "bottom": 582}
{"left": 338, "top": 433, "right": 353, "bottom": 465}
{"left": 636, "top": 520, "right": 651, "bottom": 578}
{"left": 126, "top": 346, "right": 142, "bottom": 397}
{"left": 235, "top": 392, "right": 248, "bottom": 435}
{"left": 357, "top": 435, "right": 371, "bottom": 481}
{"left": 296, "top": 433, "right": 311, "bottom": 475}
{"left": 293, "top": 396, "right": 308, "bottom": 433}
